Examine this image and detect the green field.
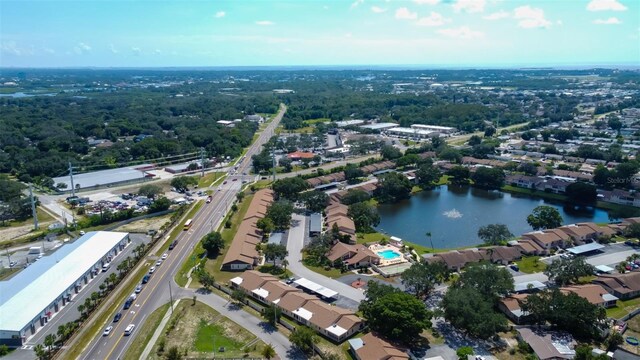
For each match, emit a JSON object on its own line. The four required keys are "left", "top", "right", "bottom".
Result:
{"left": 606, "top": 297, "right": 640, "bottom": 319}
{"left": 515, "top": 256, "right": 546, "bottom": 274}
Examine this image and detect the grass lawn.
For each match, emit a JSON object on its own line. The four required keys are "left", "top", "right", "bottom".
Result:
{"left": 0, "top": 267, "right": 20, "bottom": 280}
{"left": 305, "top": 118, "right": 331, "bottom": 124}
{"left": 606, "top": 297, "right": 640, "bottom": 319}
{"left": 516, "top": 256, "right": 546, "bottom": 274}
{"left": 1, "top": 208, "right": 55, "bottom": 229}
{"left": 123, "top": 303, "right": 170, "bottom": 360}
{"left": 302, "top": 253, "right": 344, "bottom": 279}
{"left": 197, "top": 172, "right": 226, "bottom": 188}
{"left": 356, "top": 232, "right": 392, "bottom": 245}
{"left": 148, "top": 301, "right": 266, "bottom": 359}
{"left": 175, "top": 193, "right": 255, "bottom": 287}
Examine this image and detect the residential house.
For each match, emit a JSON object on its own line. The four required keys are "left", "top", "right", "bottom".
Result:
{"left": 348, "top": 333, "right": 410, "bottom": 360}
{"left": 489, "top": 246, "right": 524, "bottom": 265}
{"left": 515, "top": 239, "right": 545, "bottom": 255}
{"left": 593, "top": 272, "right": 640, "bottom": 300}
{"left": 498, "top": 294, "right": 530, "bottom": 324}
{"left": 516, "top": 328, "right": 576, "bottom": 360}
{"left": 326, "top": 242, "right": 380, "bottom": 269}
{"left": 423, "top": 249, "right": 489, "bottom": 272}
{"left": 522, "top": 229, "right": 572, "bottom": 252}
{"left": 536, "top": 178, "right": 571, "bottom": 194}
{"left": 560, "top": 284, "right": 619, "bottom": 308}
{"left": 507, "top": 174, "right": 541, "bottom": 189}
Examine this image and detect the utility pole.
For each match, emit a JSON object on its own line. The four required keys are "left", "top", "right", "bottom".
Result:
{"left": 200, "top": 147, "right": 206, "bottom": 177}
{"left": 29, "top": 184, "right": 38, "bottom": 230}
{"left": 69, "top": 161, "right": 76, "bottom": 198}
{"left": 272, "top": 151, "right": 276, "bottom": 182}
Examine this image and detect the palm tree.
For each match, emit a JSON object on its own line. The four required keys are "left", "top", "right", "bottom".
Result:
{"left": 33, "top": 344, "right": 46, "bottom": 360}
{"left": 77, "top": 304, "right": 85, "bottom": 317}
{"left": 57, "top": 325, "right": 67, "bottom": 342}
{"left": 616, "top": 262, "right": 628, "bottom": 274}
{"left": 108, "top": 273, "right": 118, "bottom": 288}
{"left": 99, "top": 283, "right": 106, "bottom": 295}
{"left": 44, "top": 333, "right": 56, "bottom": 354}
{"left": 426, "top": 232, "right": 434, "bottom": 251}
{"left": 282, "top": 259, "right": 289, "bottom": 272}
{"left": 261, "top": 343, "right": 276, "bottom": 360}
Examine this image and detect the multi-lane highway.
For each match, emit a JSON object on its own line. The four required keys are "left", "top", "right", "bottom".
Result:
{"left": 76, "top": 105, "right": 286, "bottom": 360}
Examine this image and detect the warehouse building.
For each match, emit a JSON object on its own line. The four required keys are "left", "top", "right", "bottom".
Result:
{"left": 52, "top": 164, "right": 155, "bottom": 193}
{"left": 0, "top": 231, "right": 130, "bottom": 347}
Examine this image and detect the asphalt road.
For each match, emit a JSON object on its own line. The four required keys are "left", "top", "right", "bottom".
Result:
{"left": 74, "top": 105, "right": 288, "bottom": 360}
{"left": 286, "top": 213, "right": 365, "bottom": 302}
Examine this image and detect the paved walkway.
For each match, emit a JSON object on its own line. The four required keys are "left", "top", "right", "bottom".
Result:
{"left": 139, "top": 300, "right": 181, "bottom": 360}
{"left": 286, "top": 214, "right": 365, "bottom": 302}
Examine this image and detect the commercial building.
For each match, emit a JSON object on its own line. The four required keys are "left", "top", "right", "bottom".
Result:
{"left": 52, "top": 164, "right": 155, "bottom": 193}
{"left": 386, "top": 127, "right": 436, "bottom": 139}
{"left": 410, "top": 124, "right": 456, "bottom": 134}
{"left": 359, "top": 122, "right": 398, "bottom": 131}
{"left": 0, "top": 231, "right": 130, "bottom": 347}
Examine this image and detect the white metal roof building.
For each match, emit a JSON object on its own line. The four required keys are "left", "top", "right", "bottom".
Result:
{"left": 386, "top": 127, "right": 435, "bottom": 139}
{"left": 293, "top": 278, "right": 338, "bottom": 299}
{"left": 52, "top": 164, "right": 153, "bottom": 193}
{"left": 410, "top": 124, "right": 456, "bottom": 133}
{"left": 0, "top": 231, "right": 129, "bottom": 347}
{"left": 359, "top": 122, "right": 399, "bottom": 131}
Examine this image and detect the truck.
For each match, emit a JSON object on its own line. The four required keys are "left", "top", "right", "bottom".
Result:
{"left": 28, "top": 246, "right": 43, "bottom": 255}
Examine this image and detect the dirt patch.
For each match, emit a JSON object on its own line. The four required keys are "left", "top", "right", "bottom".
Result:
{"left": 115, "top": 214, "right": 172, "bottom": 233}
{"left": 351, "top": 279, "right": 366, "bottom": 289}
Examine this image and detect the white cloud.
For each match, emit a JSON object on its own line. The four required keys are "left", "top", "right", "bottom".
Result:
{"left": 215, "top": 11, "right": 226, "bottom": 18}
{"left": 413, "top": 0, "right": 440, "bottom": 4}
{"left": 395, "top": 7, "right": 417, "bottom": 20}
{"left": 437, "top": 26, "right": 484, "bottom": 39}
{"left": 109, "top": 44, "right": 119, "bottom": 54}
{"left": 1, "top": 41, "right": 23, "bottom": 56}
{"left": 416, "top": 12, "right": 451, "bottom": 26}
{"left": 587, "top": 0, "right": 627, "bottom": 12}
{"left": 513, "top": 5, "right": 551, "bottom": 28}
{"left": 42, "top": 47, "right": 55, "bottom": 54}
{"left": 74, "top": 42, "right": 91, "bottom": 55}
{"left": 155, "top": 49, "right": 162, "bottom": 54}
{"left": 255, "top": 20, "right": 275, "bottom": 26}
{"left": 350, "top": 0, "right": 364, "bottom": 9}
{"left": 371, "top": 6, "right": 387, "bottom": 13}
{"left": 483, "top": 10, "right": 509, "bottom": 20}
{"left": 131, "top": 47, "right": 141, "bottom": 55}
{"left": 452, "top": 0, "right": 486, "bottom": 13}
{"left": 594, "top": 17, "right": 622, "bottom": 24}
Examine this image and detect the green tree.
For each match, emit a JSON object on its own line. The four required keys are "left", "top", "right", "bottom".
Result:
{"left": 261, "top": 344, "right": 276, "bottom": 360}
{"left": 544, "top": 256, "right": 595, "bottom": 286}
{"left": 164, "top": 345, "right": 183, "bottom": 360}
{"left": 438, "top": 147, "right": 462, "bottom": 163}
{"left": 381, "top": 145, "right": 403, "bottom": 160}
{"left": 457, "top": 346, "right": 474, "bottom": 360}
{"left": 263, "top": 304, "right": 281, "bottom": 326}
{"left": 454, "top": 263, "right": 514, "bottom": 299}
{"left": 442, "top": 286, "right": 509, "bottom": 339}
{"left": 34, "top": 344, "right": 46, "bottom": 360}
{"left": 138, "top": 184, "right": 163, "bottom": 199}
{"left": 236, "top": 191, "right": 245, "bottom": 202}
{"left": 604, "top": 331, "right": 624, "bottom": 351}
{"left": 44, "top": 333, "right": 56, "bottom": 354}
{"left": 340, "top": 189, "right": 371, "bottom": 205}
{"left": 278, "top": 157, "right": 293, "bottom": 172}
{"left": 256, "top": 217, "right": 276, "bottom": 236}
{"left": 0, "top": 344, "right": 9, "bottom": 356}
{"left": 300, "top": 191, "right": 329, "bottom": 213}
{"left": 608, "top": 117, "right": 623, "bottom": 132}
{"left": 196, "top": 269, "right": 215, "bottom": 290}
{"left": 360, "top": 283, "right": 432, "bottom": 344}
{"left": 565, "top": 182, "right": 598, "bottom": 205}
{"left": 344, "top": 164, "right": 365, "bottom": 184}
{"left": 201, "top": 231, "right": 224, "bottom": 257}
{"left": 264, "top": 243, "right": 288, "bottom": 265}
{"left": 149, "top": 197, "right": 172, "bottom": 213}
{"left": 447, "top": 166, "right": 470, "bottom": 185}
{"left": 289, "top": 326, "right": 316, "bottom": 355}
{"left": 170, "top": 176, "right": 197, "bottom": 192}
{"left": 272, "top": 177, "right": 309, "bottom": 201}
{"left": 624, "top": 222, "right": 640, "bottom": 238}
{"left": 266, "top": 200, "right": 294, "bottom": 230}
{"left": 401, "top": 261, "right": 450, "bottom": 299}
{"left": 471, "top": 167, "right": 505, "bottom": 189}
{"left": 468, "top": 135, "right": 482, "bottom": 146}
{"left": 374, "top": 172, "right": 412, "bottom": 203}
{"left": 527, "top": 205, "right": 563, "bottom": 230}
{"left": 347, "top": 202, "right": 380, "bottom": 233}
{"left": 477, "top": 224, "right": 513, "bottom": 245}
{"left": 416, "top": 163, "right": 442, "bottom": 189}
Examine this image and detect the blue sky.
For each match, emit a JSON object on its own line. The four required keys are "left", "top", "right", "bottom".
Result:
{"left": 0, "top": 0, "right": 638, "bottom": 67}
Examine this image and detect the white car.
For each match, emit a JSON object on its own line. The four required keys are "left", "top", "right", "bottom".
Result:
{"left": 161, "top": 253, "right": 168, "bottom": 260}
{"left": 124, "top": 324, "right": 135, "bottom": 336}
{"left": 135, "top": 285, "right": 143, "bottom": 294}
{"left": 103, "top": 326, "right": 113, "bottom": 336}
{"left": 79, "top": 231, "right": 86, "bottom": 236}
{"left": 149, "top": 266, "right": 156, "bottom": 274}
{"left": 156, "top": 259, "right": 162, "bottom": 266}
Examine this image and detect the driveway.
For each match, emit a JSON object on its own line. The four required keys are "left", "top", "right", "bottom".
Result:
{"left": 286, "top": 214, "right": 365, "bottom": 302}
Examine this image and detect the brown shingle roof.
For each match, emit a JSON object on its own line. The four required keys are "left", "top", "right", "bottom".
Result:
{"left": 277, "top": 292, "right": 317, "bottom": 313}
{"left": 593, "top": 272, "right": 640, "bottom": 295}
{"left": 560, "top": 284, "right": 611, "bottom": 306}
{"left": 236, "top": 270, "right": 279, "bottom": 292}
{"left": 354, "top": 333, "right": 409, "bottom": 360}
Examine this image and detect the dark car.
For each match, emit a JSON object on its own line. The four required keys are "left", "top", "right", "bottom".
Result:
{"left": 142, "top": 274, "right": 151, "bottom": 284}
{"left": 113, "top": 312, "right": 122, "bottom": 322}
{"left": 169, "top": 240, "right": 178, "bottom": 250}
{"left": 510, "top": 264, "right": 520, "bottom": 272}
{"left": 123, "top": 299, "right": 133, "bottom": 310}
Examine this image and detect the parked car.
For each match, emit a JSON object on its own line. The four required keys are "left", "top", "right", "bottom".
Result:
{"left": 123, "top": 299, "right": 133, "bottom": 310}
{"left": 113, "top": 312, "right": 122, "bottom": 322}
{"left": 510, "top": 264, "right": 520, "bottom": 272}
{"left": 156, "top": 260, "right": 162, "bottom": 266}
{"left": 103, "top": 326, "right": 113, "bottom": 336}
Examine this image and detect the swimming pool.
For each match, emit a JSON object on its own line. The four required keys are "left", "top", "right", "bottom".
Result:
{"left": 377, "top": 249, "right": 401, "bottom": 260}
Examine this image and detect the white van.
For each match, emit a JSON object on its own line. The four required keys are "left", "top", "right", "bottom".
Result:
{"left": 102, "top": 262, "right": 111, "bottom": 272}
{"left": 124, "top": 324, "right": 135, "bottom": 336}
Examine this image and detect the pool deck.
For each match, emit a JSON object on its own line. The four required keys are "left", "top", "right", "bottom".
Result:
{"left": 369, "top": 244, "right": 408, "bottom": 267}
